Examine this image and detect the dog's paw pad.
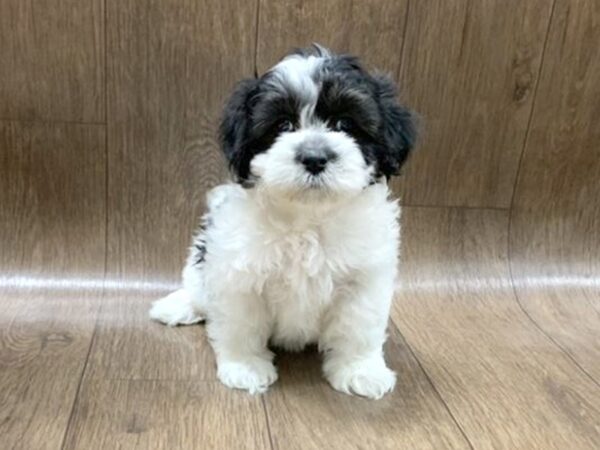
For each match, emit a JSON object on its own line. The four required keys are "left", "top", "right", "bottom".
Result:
{"left": 217, "top": 359, "right": 278, "bottom": 394}
{"left": 149, "top": 289, "right": 204, "bottom": 326}
{"left": 325, "top": 357, "right": 396, "bottom": 400}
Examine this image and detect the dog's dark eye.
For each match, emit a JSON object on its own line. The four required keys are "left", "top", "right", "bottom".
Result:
{"left": 277, "top": 119, "right": 294, "bottom": 133}
{"left": 333, "top": 117, "right": 355, "bottom": 132}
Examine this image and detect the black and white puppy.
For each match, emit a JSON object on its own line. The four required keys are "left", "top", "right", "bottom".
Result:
{"left": 150, "top": 45, "right": 416, "bottom": 399}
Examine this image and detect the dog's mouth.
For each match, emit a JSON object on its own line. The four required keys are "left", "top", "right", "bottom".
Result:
{"left": 297, "top": 173, "right": 336, "bottom": 195}
{"left": 288, "top": 175, "right": 345, "bottom": 203}
{"left": 305, "top": 174, "right": 326, "bottom": 188}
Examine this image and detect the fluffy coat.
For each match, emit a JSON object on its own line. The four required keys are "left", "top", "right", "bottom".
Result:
{"left": 150, "top": 45, "right": 416, "bottom": 399}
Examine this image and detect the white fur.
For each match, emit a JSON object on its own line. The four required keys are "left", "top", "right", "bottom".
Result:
{"left": 268, "top": 52, "right": 323, "bottom": 103}
{"left": 149, "top": 288, "right": 203, "bottom": 326}
{"left": 150, "top": 182, "right": 399, "bottom": 399}
{"left": 251, "top": 128, "right": 373, "bottom": 200}
{"left": 150, "top": 50, "right": 401, "bottom": 399}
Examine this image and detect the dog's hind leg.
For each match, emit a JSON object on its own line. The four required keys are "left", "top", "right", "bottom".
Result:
{"left": 150, "top": 239, "right": 208, "bottom": 326}
{"left": 149, "top": 288, "right": 204, "bottom": 326}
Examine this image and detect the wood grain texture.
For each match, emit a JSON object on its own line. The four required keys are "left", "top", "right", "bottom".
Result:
{"left": 510, "top": 0, "right": 600, "bottom": 381}
{"left": 392, "top": 207, "right": 600, "bottom": 449}
{"left": 0, "top": 121, "right": 105, "bottom": 449}
{"left": 63, "top": 380, "right": 271, "bottom": 450}
{"left": 264, "top": 327, "right": 470, "bottom": 450}
{"left": 256, "top": 0, "right": 408, "bottom": 74}
{"left": 85, "top": 291, "right": 214, "bottom": 380}
{"left": 392, "top": 0, "right": 554, "bottom": 208}
{"left": 2, "top": 1, "right": 600, "bottom": 448}
{"left": 0, "top": 290, "right": 100, "bottom": 450}
{"left": 105, "top": 0, "right": 256, "bottom": 283}
{"left": 0, "top": 121, "right": 106, "bottom": 277}
{"left": 0, "top": 0, "right": 104, "bottom": 122}
{"left": 86, "top": 0, "right": 258, "bottom": 382}
{"left": 72, "top": 296, "right": 472, "bottom": 448}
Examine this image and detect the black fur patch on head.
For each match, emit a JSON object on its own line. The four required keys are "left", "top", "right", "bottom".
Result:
{"left": 315, "top": 77, "right": 381, "bottom": 136}
{"left": 246, "top": 86, "right": 302, "bottom": 159}
{"left": 219, "top": 78, "right": 260, "bottom": 183}
{"left": 316, "top": 55, "right": 417, "bottom": 179}
{"left": 371, "top": 74, "right": 417, "bottom": 177}
{"left": 219, "top": 76, "right": 304, "bottom": 184}
{"left": 219, "top": 45, "right": 417, "bottom": 183}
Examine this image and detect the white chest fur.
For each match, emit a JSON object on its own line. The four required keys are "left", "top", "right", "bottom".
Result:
{"left": 152, "top": 182, "right": 401, "bottom": 398}
{"left": 201, "top": 183, "right": 400, "bottom": 350}
{"left": 262, "top": 228, "right": 336, "bottom": 350}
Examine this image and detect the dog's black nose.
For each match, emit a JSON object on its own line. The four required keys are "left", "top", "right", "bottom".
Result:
{"left": 299, "top": 154, "right": 330, "bottom": 175}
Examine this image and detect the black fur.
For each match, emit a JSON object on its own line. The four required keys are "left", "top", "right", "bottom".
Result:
{"left": 219, "top": 78, "right": 260, "bottom": 182}
{"left": 219, "top": 46, "right": 417, "bottom": 183}
{"left": 191, "top": 214, "right": 213, "bottom": 266}
{"left": 289, "top": 42, "right": 331, "bottom": 59}
{"left": 193, "top": 242, "right": 207, "bottom": 266}
{"left": 371, "top": 74, "right": 417, "bottom": 177}
{"left": 317, "top": 56, "right": 417, "bottom": 178}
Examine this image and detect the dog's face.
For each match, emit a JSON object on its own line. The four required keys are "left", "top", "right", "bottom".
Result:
{"left": 220, "top": 46, "right": 416, "bottom": 202}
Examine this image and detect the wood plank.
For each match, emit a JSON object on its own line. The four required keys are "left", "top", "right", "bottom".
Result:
{"left": 84, "top": 0, "right": 257, "bottom": 380}
{"left": 510, "top": 0, "right": 600, "bottom": 381}
{"left": 256, "top": 0, "right": 408, "bottom": 74}
{"left": 393, "top": 0, "right": 554, "bottom": 208}
{"left": 105, "top": 0, "right": 256, "bottom": 282}
{"left": 0, "top": 121, "right": 105, "bottom": 450}
{"left": 392, "top": 207, "right": 600, "bottom": 449}
{"left": 0, "top": 121, "right": 106, "bottom": 275}
{"left": 265, "top": 327, "right": 470, "bottom": 450}
{"left": 83, "top": 294, "right": 470, "bottom": 448}
{"left": 0, "top": 0, "right": 104, "bottom": 122}
{"left": 0, "top": 290, "right": 100, "bottom": 450}
{"left": 85, "top": 291, "right": 215, "bottom": 380}
{"left": 63, "top": 380, "right": 271, "bottom": 450}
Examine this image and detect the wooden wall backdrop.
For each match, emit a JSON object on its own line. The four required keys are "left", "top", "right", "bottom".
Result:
{"left": 1, "top": 0, "right": 599, "bottom": 449}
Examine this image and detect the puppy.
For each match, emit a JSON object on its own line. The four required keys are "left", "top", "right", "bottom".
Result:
{"left": 150, "top": 45, "right": 416, "bottom": 399}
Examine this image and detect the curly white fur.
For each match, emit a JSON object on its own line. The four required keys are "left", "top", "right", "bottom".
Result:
{"left": 150, "top": 47, "right": 413, "bottom": 399}
{"left": 151, "top": 182, "right": 399, "bottom": 399}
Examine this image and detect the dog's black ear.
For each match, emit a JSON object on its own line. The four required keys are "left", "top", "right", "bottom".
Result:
{"left": 372, "top": 74, "right": 418, "bottom": 178}
{"left": 219, "top": 78, "right": 259, "bottom": 181}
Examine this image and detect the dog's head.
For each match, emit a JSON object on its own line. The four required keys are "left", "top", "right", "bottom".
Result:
{"left": 220, "top": 45, "right": 417, "bottom": 202}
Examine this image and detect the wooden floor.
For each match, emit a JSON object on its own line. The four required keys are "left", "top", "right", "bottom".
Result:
{"left": 1, "top": 205, "right": 599, "bottom": 450}
{"left": 2, "top": 0, "right": 600, "bottom": 449}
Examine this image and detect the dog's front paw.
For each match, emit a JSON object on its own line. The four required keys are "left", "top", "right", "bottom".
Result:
{"left": 217, "top": 358, "right": 278, "bottom": 394}
{"left": 324, "top": 355, "right": 396, "bottom": 400}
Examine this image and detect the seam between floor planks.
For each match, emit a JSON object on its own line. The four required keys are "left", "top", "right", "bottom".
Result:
{"left": 505, "top": 0, "right": 557, "bottom": 218}
{"left": 260, "top": 395, "right": 276, "bottom": 450}
{"left": 60, "top": 312, "right": 101, "bottom": 450}
{"left": 389, "top": 320, "right": 475, "bottom": 450}
{"left": 506, "top": 214, "right": 600, "bottom": 390}
{"left": 401, "top": 204, "right": 600, "bottom": 388}
{"left": 502, "top": 0, "right": 599, "bottom": 392}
